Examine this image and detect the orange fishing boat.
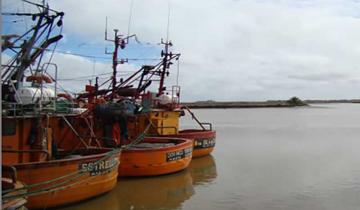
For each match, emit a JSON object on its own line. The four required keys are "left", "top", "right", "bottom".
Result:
{"left": 48, "top": 30, "right": 197, "bottom": 177}
{"left": 99, "top": 38, "right": 217, "bottom": 158}
{"left": 166, "top": 129, "right": 216, "bottom": 158}
{"left": 2, "top": 3, "right": 119, "bottom": 208}
{"left": 132, "top": 108, "right": 216, "bottom": 158}
{"left": 2, "top": 117, "right": 120, "bottom": 209}
{"left": 48, "top": 111, "right": 193, "bottom": 177}
{"left": 136, "top": 104, "right": 216, "bottom": 158}
{"left": 119, "top": 137, "right": 193, "bottom": 176}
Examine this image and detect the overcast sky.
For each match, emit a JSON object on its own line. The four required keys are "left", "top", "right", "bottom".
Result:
{"left": 3, "top": 0, "right": 360, "bottom": 101}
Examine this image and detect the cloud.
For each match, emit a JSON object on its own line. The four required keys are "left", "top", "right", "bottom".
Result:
{"left": 287, "top": 72, "right": 349, "bottom": 82}
{"left": 46, "top": 52, "right": 138, "bottom": 94}
{"left": 4, "top": 0, "right": 360, "bottom": 101}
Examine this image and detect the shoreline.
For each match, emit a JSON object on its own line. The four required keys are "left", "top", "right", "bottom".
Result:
{"left": 181, "top": 99, "right": 360, "bottom": 109}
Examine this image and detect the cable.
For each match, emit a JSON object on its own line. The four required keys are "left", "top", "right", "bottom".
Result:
{"left": 49, "top": 49, "right": 161, "bottom": 61}
{"left": 58, "top": 71, "right": 130, "bottom": 81}
{"left": 44, "top": 24, "right": 63, "bottom": 72}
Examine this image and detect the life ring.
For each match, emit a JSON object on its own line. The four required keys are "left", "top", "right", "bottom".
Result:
{"left": 26, "top": 74, "right": 53, "bottom": 83}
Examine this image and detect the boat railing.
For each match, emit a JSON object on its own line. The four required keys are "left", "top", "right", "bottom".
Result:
{"left": 198, "top": 122, "right": 212, "bottom": 131}
{"left": 152, "top": 125, "right": 178, "bottom": 135}
{"left": 2, "top": 102, "right": 55, "bottom": 116}
{"left": 171, "top": 85, "right": 180, "bottom": 105}
{"left": 2, "top": 100, "right": 79, "bottom": 117}
{"left": 182, "top": 106, "right": 213, "bottom": 131}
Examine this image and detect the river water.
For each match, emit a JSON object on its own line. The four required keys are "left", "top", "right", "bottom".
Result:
{"left": 59, "top": 103, "right": 360, "bottom": 210}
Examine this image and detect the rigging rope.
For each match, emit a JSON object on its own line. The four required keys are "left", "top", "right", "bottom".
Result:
{"left": 2, "top": 121, "right": 152, "bottom": 200}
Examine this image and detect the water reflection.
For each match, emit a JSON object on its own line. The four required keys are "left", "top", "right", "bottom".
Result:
{"left": 189, "top": 155, "right": 217, "bottom": 186}
{"left": 58, "top": 155, "right": 217, "bottom": 210}
{"left": 116, "top": 171, "right": 194, "bottom": 210}
{"left": 60, "top": 105, "right": 360, "bottom": 210}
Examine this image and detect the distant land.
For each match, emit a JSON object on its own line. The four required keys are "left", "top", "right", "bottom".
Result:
{"left": 181, "top": 98, "right": 360, "bottom": 109}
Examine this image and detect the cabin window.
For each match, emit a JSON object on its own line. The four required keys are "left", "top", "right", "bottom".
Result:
{"left": 2, "top": 119, "right": 17, "bottom": 136}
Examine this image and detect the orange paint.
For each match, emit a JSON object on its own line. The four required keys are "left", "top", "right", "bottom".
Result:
{"left": 119, "top": 137, "right": 193, "bottom": 176}
{"left": 164, "top": 129, "right": 216, "bottom": 158}
{"left": 11, "top": 150, "right": 119, "bottom": 209}
{"left": 2, "top": 117, "right": 120, "bottom": 209}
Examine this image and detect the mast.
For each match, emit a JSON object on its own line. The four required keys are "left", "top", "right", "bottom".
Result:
{"left": 158, "top": 39, "right": 172, "bottom": 96}
{"left": 105, "top": 19, "right": 138, "bottom": 99}
{"left": 111, "top": 29, "right": 120, "bottom": 99}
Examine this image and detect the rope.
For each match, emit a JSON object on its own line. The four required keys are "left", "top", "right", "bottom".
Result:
{"left": 61, "top": 116, "right": 89, "bottom": 148}
{"left": 122, "top": 123, "right": 151, "bottom": 150}
{"left": 3, "top": 120, "right": 152, "bottom": 200}
{"left": 2, "top": 148, "right": 120, "bottom": 198}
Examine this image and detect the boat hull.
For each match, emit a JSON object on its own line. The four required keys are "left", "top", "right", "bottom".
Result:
{"left": 4, "top": 150, "right": 119, "bottom": 209}
{"left": 119, "top": 137, "right": 192, "bottom": 177}
{"left": 165, "top": 129, "right": 216, "bottom": 158}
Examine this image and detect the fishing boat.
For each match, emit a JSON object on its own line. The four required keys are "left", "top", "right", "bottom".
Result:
{"left": 2, "top": 138, "right": 119, "bottom": 209}
{"left": 48, "top": 29, "right": 194, "bottom": 177}
{"left": 119, "top": 137, "right": 192, "bottom": 176}
{"left": 111, "top": 39, "right": 217, "bottom": 158}
{"left": 130, "top": 103, "right": 216, "bottom": 158}
{"left": 166, "top": 129, "right": 216, "bottom": 158}
{"left": 2, "top": 90, "right": 120, "bottom": 209}
{"left": 2, "top": 2, "right": 119, "bottom": 208}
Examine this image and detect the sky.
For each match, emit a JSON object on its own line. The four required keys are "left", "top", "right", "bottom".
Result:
{"left": 3, "top": 0, "right": 360, "bottom": 102}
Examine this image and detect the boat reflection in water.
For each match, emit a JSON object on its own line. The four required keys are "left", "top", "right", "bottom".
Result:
{"left": 189, "top": 155, "right": 217, "bottom": 186}
{"left": 115, "top": 170, "right": 194, "bottom": 210}
{"left": 58, "top": 155, "right": 217, "bottom": 210}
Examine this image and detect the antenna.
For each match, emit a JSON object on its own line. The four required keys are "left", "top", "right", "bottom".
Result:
{"left": 105, "top": 16, "right": 108, "bottom": 40}
{"left": 127, "top": 0, "right": 135, "bottom": 38}
{"left": 166, "top": 0, "right": 171, "bottom": 42}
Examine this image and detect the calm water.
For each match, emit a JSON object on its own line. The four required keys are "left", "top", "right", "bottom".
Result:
{"left": 59, "top": 103, "right": 360, "bottom": 210}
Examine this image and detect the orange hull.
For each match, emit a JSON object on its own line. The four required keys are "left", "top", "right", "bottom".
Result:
{"left": 119, "top": 137, "right": 192, "bottom": 176}
{"left": 3, "top": 149, "right": 119, "bottom": 209}
{"left": 165, "top": 129, "right": 216, "bottom": 158}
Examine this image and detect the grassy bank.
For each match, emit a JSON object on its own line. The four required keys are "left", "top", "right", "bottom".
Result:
{"left": 181, "top": 98, "right": 360, "bottom": 109}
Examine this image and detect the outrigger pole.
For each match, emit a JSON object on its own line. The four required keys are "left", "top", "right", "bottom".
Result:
{"left": 1, "top": 0, "right": 64, "bottom": 86}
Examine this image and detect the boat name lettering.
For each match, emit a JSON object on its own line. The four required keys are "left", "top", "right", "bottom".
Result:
{"left": 166, "top": 147, "right": 192, "bottom": 162}
{"left": 194, "top": 137, "right": 216, "bottom": 149}
{"left": 79, "top": 158, "right": 118, "bottom": 176}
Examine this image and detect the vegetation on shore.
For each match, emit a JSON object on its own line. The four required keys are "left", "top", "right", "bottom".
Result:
{"left": 182, "top": 97, "right": 308, "bottom": 109}
{"left": 182, "top": 97, "right": 360, "bottom": 109}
